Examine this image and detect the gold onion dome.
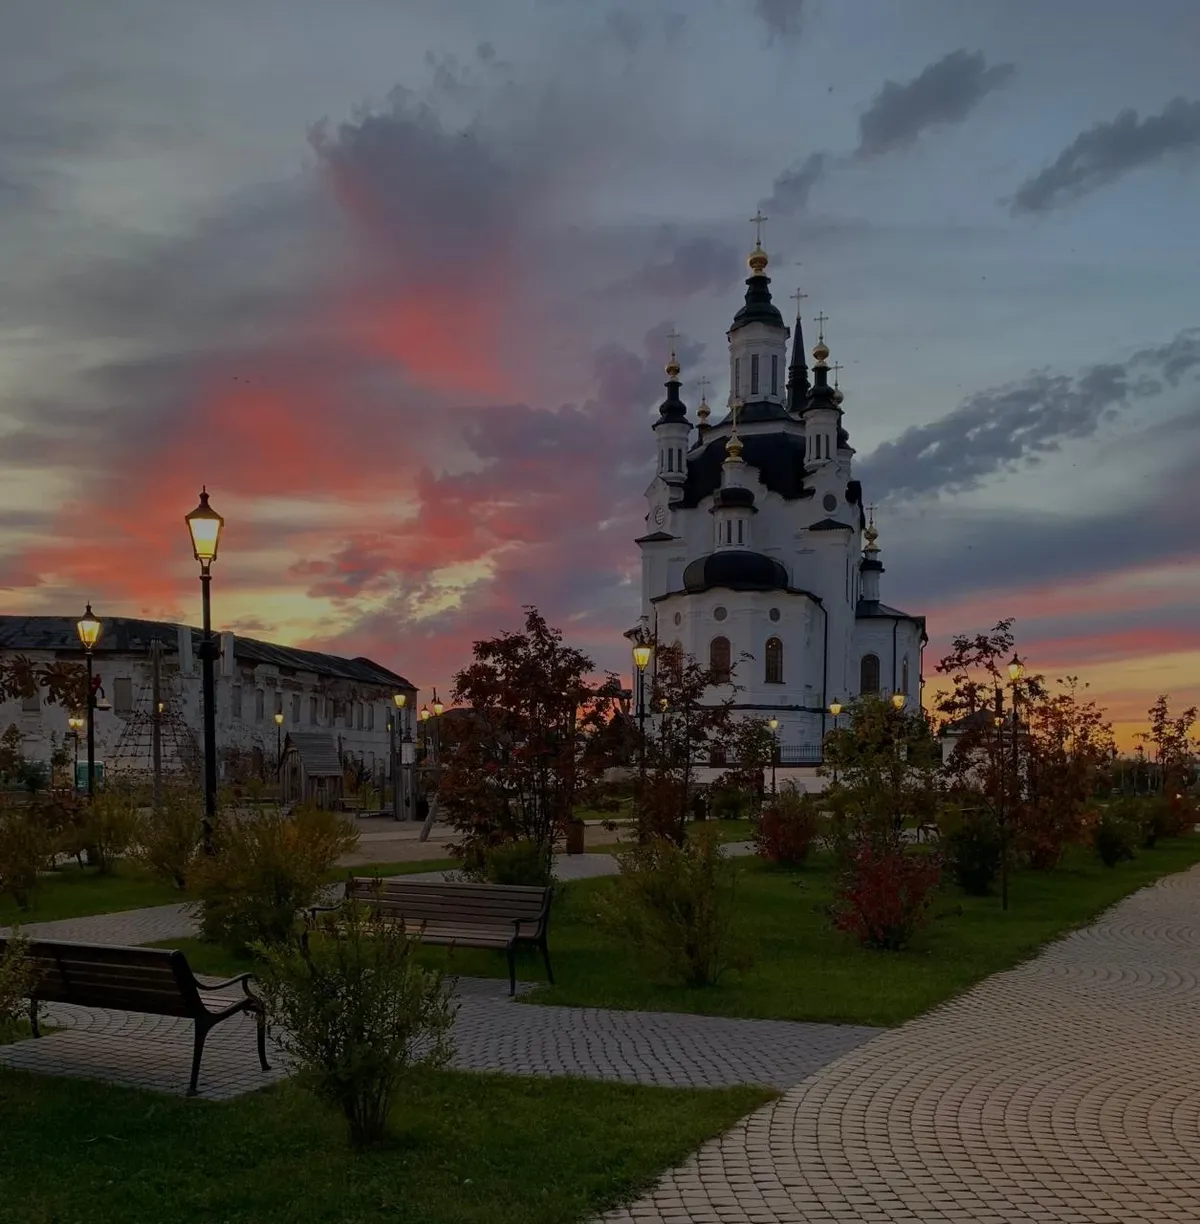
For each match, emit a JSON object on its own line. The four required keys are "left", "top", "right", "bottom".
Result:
{"left": 812, "top": 339, "right": 829, "bottom": 365}
{"left": 666, "top": 355, "right": 680, "bottom": 378}
{"left": 747, "top": 243, "right": 769, "bottom": 275}
{"left": 832, "top": 385, "right": 844, "bottom": 405}
{"left": 726, "top": 432, "right": 744, "bottom": 460}
{"left": 697, "top": 395, "right": 711, "bottom": 422}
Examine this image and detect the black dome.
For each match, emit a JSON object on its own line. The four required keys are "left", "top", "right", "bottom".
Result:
{"left": 712, "top": 486, "right": 756, "bottom": 509}
{"left": 729, "top": 274, "right": 784, "bottom": 333}
{"left": 683, "top": 551, "right": 789, "bottom": 593}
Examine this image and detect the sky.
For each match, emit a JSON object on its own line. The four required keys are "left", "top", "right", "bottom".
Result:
{"left": 1, "top": 0, "right": 1198, "bottom": 746}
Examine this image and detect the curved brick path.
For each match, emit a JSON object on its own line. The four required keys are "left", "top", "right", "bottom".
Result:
{"left": 599, "top": 865, "right": 1200, "bottom": 1223}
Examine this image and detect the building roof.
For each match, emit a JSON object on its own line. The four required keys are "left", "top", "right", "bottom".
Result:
{"left": 683, "top": 550, "right": 790, "bottom": 593}
{"left": 0, "top": 615, "right": 413, "bottom": 688}
{"left": 283, "top": 731, "right": 343, "bottom": 776}
{"left": 855, "top": 600, "right": 928, "bottom": 639}
{"left": 809, "top": 518, "right": 854, "bottom": 531}
{"left": 729, "top": 270, "right": 785, "bottom": 333}
{"left": 678, "top": 430, "right": 809, "bottom": 506}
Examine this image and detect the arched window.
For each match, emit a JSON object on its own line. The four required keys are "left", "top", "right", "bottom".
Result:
{"left": 710, "top": 636, "right": 731, "bottom": 684}
{"left": 860, "top": 653, "right": 881, "bottom": 695}
{"left": 709, "top": 742, "right": 728, "bottom": 766}
{"left": 750, "top": 353, "right": 760, "bottom": 395}
{"left": 901, "top": 658, "right": 910, "bottom": 696}
{"left": 765, "top": 637, "right": 783, "bottom": 684}
{"left": 771, "top": 353, "right": 779, "bottom": 396}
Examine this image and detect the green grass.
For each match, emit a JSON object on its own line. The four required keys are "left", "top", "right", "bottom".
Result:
{"left": 0, "top": 860, "right": 184, "bottom": 929}
{"left": 0, "top": 1068, "right": 771, "bottom": 1224}
{"left": 399, "top": 835, "right": 1200, "bottom": 1028}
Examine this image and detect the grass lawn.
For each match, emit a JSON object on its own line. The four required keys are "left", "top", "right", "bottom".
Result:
{"left": 396, "top": 835, "right": 1200, "bottom": 1028}
{"left": 0, "top": 1067, "right": 771, "bottom": 1224}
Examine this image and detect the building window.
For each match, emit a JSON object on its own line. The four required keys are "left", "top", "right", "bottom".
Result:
{"left": 367, "top": 704, "right": 375, "bottom": 731}
{"left": 710, "top": 636, "right": 731, "bottom": 684}
{"left": 232, "top": 686, "right": 243, "bottom": 720}
{"left": 356, "top": 703, "right": 364, "bottom": 730}
{"left": 274, "top": 691, "right": 283, "bottom": 717}
{"left": 860, "top": 653, "right": 881, "bottom": 695}
{"left": 113, "top": 677, "right": 133, "bottom": 715}
{"left": 309, "top": 695, "right": 318, "bottom": 725}
{"left": 765, "top": 638, "right": 784, "bottom": 684}
{"left": 769, "top": 607, "right": 781, "bottom": 622}
{"left": 725, "top": 520, "right": 732, "bottom": 544}
{"left": 292, "top": 693, "right": 301, "bottom": 723}
{"left": 709, "top": 742, "right": 728, "bottom": 767}
{"left": 677, "top": 448, "right": 683, "bottom": 471}
{"left": 674, "top": 611, "right": 682, "bottom": 626}
{"left": 737, "top": 520, "right": 744, "bottom": 544}
{"left": 771, "top": 353, "right": 779, "bottom": 396}
{"left": 666, "top": 449, "right": 673, "bottom": 472}
{"left": 750, "top": 353, "right": 759, "bottom": 395}
{"left": 254, "top": 690, "right": 265, "bottom": 721}
{"left": 902, "top": 658, "right": 910, "bottom": 696}
{"left": 21, "top": 691, "right": 40, "bottom": 713}
{"left": 713, "top": 606, "right": 728, "bottom": 621}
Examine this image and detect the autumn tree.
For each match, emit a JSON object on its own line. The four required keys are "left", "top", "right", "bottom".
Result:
{"left": 639, "top": 642, "right": 740, "bottom": 845}
{"left": 1147, "top": 695, "right": 1197, "bottom": 794}
{"left": 821, "top": 694, "right": 942, "bottom": 855}
{"left": 0, "top": 657, "right": 89, "bottom": 711}
{"left": 711, "top": 715, "right": 776, "bottom": 818}
{"left": 437, "top": 607, "right": 622, "bottom": 877}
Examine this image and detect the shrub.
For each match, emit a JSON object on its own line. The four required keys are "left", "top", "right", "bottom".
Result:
{"left": 0, "top": 804, "right": 51, "bottom": 910}
{"left": 192, "top": 804, "right": 359, "bottom": 953}
{"left": 0, "top": 935, "right": 37, "bottom": 1041}
{"left": 942, "top": 808, "right": 1003, "bottom": 896}
{"left": 755, "top": 786, "right": 821, "bottom": 866}
{"left": 596, "top": 824, "right": 747, "bottom": 987}
{"left": 1093, "top": 805, "right": 1138, "bottom": 867}
{"left": 31, "top": 790, "right": 87, "bottom": 864}
{"left": 135, "top": 783, "right": 205, "bottom": 889}
{"left": 256, "top": 898, "right": 457, "bottom": 1146}
{"left": 75, "top": 785, "right": 141, "bottom": 873}
{"left": 832, "top": 840, "right": 941, "bottom": 951}
{"left": 709, "top": 788, "right": 748, "bottom": 820}
{"left": 484, "top": 838, "right": 553, "bottom": 887}
{"left": 1017, "top": 797, "right": 1087, "bottom": 872}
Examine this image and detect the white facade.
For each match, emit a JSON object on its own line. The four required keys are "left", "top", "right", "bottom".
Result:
{"left": 634, "top": 241, "right": 926, "bottom": 754}
{"left": 0, "top": 617, "right": 417, "bottom": 785}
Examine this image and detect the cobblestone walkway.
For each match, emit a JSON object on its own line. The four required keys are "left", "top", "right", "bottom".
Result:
{"left": 598, "top": 865, "right": 1200, "bottom": 1223}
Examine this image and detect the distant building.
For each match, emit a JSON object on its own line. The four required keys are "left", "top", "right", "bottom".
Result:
{"left": 633, "top": 231, "right": 926, "bottom": 757}
{"left": 0, "top": 615, "right": 416, "bottom": 786}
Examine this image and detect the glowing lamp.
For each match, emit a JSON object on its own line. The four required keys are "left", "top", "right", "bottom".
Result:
{"left": 420, "top": 705, "right": 431, "bottom": 722}
{"left": 185, "top": 487, "right": 224, "bottom": 568}
{"left": 891, "top": 693, "right": 906, "bottom": 710}
{"left": 393, "top": 693, "right": 406, "bottom": 709}
{"left": 274, "top": 712, "right": 284, "bottom": 726}
{"left": 1008, "top": 654, "right": 1025, "bottom": 683}
{"left": 67, "top": 715, "right": 84, "bottom": 731}
{"left": 828, "top": 700, "right": 842, "bottom": 718}
{"left": 631, "top": 644, "right": 653, "bottom": 672}
{"left": 76, "top": 604, "right": 101, "bottom": 651}
{"left": 768, "top": 717, "right": 779, "bottom": 732}
{"left": 433, "top": 691, "right": 444, "bottom": 717}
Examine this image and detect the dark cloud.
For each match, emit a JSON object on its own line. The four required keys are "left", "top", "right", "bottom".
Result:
{"left": 621, "top": 234, "right": 742, "bottom": 298}
{"left": 762, "top": 151, "right": 828, "bottom": 216}
{"left": 856, "top": 49, "right": 1015, "bottom": 157}
{"left": 1012, "top": 97, "right": 1200, "bottom": 214}
{"left": 858, "top": 328, "right": 1200, "bottom": 500}
{"left": 753, "top": 0, "right": 805, "bottom": 44}
{"left": 602, "top": 10, "right": 645, "bottom": 54}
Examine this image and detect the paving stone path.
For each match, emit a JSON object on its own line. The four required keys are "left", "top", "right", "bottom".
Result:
{"left": 597, "top": 865, "right": 1200, "bottom": 1223}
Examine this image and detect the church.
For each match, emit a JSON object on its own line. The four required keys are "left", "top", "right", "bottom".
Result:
{"left": 633, "top": 222, "right": 926, "bottom": 756}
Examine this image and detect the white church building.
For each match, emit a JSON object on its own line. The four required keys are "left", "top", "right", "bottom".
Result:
{"left": 634, "top": 230, "right": 926, "bottom": 759}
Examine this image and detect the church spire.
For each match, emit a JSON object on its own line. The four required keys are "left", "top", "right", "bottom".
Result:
{"left": 786, "top": 286, "right": 810, "bottom": 413}
{"left": 729, "top": 211, "right": 784, "bottom": 334}
{"left": 653, "top": 329, "right": 688, "bottom": 426}
{"left": 859, "top": 504, "right": 884, "bottom": 602}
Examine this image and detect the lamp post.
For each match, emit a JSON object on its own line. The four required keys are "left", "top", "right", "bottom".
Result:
{"left": 828, "top": 700, "right": 842, "bottom": 784}
{"left": 393, "top": 692, "right": 410, "bottom": 820}
{"left": 768, "top": 716, "right": 779, "bottom": 796}
{"left": 76, "top": 604, "right": 101, "bottom": 798}
{"left": 632, "top": 643, "right": 652, "bottom": 789}
{"left": 274, "top": 711, "right": 284, "bottom": 767}
{"left": 185, "top": 487, "right": 224, "bottom": 856}
{"left": 67, "top": 713, "right": 84, "bottom": 792}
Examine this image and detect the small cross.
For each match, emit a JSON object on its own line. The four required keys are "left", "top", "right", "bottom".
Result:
{"left": 831, "top": 361, "right": 843, "bottom": 384}
{"left": 749, "top": 209, "right": 768, "bottom": 247}
{"left": 697, "top": 375, "right": 711, "bottom": 401}
{"left": 813, "top": 311, "right": 828, "bottom": 340}
{"left": 790, "top": 287, "right": 809, "bottom": 316}
{"left": 866, "top": 502, "right": 877, "bottom": 528}
{"left": 665, "top": 327, "right": 680, "bottom": 357}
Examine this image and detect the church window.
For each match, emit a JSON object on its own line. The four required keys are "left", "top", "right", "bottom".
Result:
{"left": 823, "top": 493, "right": 837, "bottom": 512}
{"left": 674, "top": 612, "right": 682, "bottom": 626}
{"left": 765, "top": 638, "right": 783, "bottom": 684}
{"left": 860, "top": 653, "right": 881, "bottom": 695}
{"left": 725, "top": 521, "right": 732, "bottom": 544}
{"left": 710, "top": 636, "right": 731, "bottom": 683}
{"left": 713, "top": 606, "right": 728, "bottom": 621}
{"left": 734, "top": 357, "right": 741, "bottom": 395}
{"left": 902, "top": 658, "right": 910, "bottom": 696}
{"left": 771, "top": 354, "right": 779, "bottom": 396}
{"left": 666, "top": 449, "right": 673, "bottom": 472}
{"left": 737, "top": 520, "right": 744, "bottom": 543}
{"left": 769, "top": 607, "right": 781, "bottom": 622}
{"left": 677, "top": 448, "right": 683, "bottom": 471}
{"left": 750, "top": 354, "right": 760, "bottom": 395}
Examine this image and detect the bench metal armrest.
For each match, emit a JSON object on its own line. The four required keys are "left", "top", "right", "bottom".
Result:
{"left": 307, "top": 901, "right": 342, "bottom": 925}
{"left": 197, "top": 971, "right": 254, "bottom": 994}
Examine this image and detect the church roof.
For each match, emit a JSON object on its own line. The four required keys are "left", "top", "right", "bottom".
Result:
{"left": 716, "top": 398, "right": 791, "bottom": 426}
{"left": 809, "top": 518, "right": 854, "bottom": 531}
{"left": 712, "top": 487, "right": 757, "bottom": 510}
{"left": 677, "top": 431, "right": 809, "bottom": 506}
{"left": 729, "top": 270, "right": 785, "bottom": 333}
{"left": 856, "top": 600, "right": 927, "bottom": 633}
{"left": 683, "top": 551, "right": 789, "bottom": 594}
{"left": 634, "top": 530, "right": 676, "bottom": 544}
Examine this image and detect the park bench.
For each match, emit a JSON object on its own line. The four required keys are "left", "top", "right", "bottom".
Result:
{"left": 0, "top": 937, "right": 270, "bottom": 1097}
{"left": 310, "top": 878, "right": 554, "bottom": 997}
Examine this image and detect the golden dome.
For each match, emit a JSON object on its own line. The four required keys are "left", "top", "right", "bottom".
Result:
{"left": 812, "top": 340, "right": 829, "bottom": 364}
{"left": 665, "top": 356, "right": 680, "bottom": 378}
{"left": 832, "top": 386, "right": 844, "bottom": 405}
{"left": 747, "top": 244, "right": 769, "bottom": 275}
{"left": 697, "top": 396, "right": 711, "bottom": 422}
{"left": 726, "top": 432, "right": 743, "bottom": 460}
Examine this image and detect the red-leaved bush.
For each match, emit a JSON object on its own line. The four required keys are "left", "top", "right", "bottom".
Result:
{"left": 755, "top": 788, "right": 821, "bottom": 866}
{"left": 832, "top": 841, "right": 942, "bottom": 951}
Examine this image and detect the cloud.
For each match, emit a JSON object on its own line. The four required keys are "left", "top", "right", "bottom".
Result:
{"left": 620, "top": 233, "right": 742, "bottom": 298}
{"left": 856, "top": 49, "right": 1015, "bottom": 157}
{"left": 753, "top": 0, "right": 806, "bottom": 44}
{"left": 1012, "top": 97, "right": 1200, "bottom": 213}
{"left": 858, "top": 327, "right": 1200, "bottom": 500}
{"left": 762, "top": 151, "right": 829, "bottom": 216}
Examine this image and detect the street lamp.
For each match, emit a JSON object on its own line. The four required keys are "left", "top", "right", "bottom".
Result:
{"left": 891, "top": 692, "right": 906, "bottom": 710}
{"left": 274, "top": 711, "right": 284, "bottom": 763}
{"left": 632, "top": 643, "right": 652, "bottom": 788}
{"left": 76, "top": 604, "right": 102, "bottom": 798}
{"left": 185, "top": 487, "right": 225, "bottom": 855}
{"left": 67, "top": 713, "right": 84, "bottom": 792}
{"left": 393, "top": 692, "right": 410, "bottom": 821}
{"left": 768, "top": 716, "right": 779, "bottom": 796}
{"left": 827, "top": 700, "right": 842, "bottom": 784}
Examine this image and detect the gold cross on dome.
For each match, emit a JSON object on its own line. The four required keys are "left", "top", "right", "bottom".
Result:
{"left": 697, "top": 375, "right": 711, "bottom": 400}
{"left": 831, "top": 361, "right": 843, "bottom": 384}
{"left": 814, "top": 311, "right": 829, "bottom": 340}
{"left": 665, "top": 327, "right": 680, "bottom": 358}
{"left": 750, "top": 209, "right": 768, "bottom": 247}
